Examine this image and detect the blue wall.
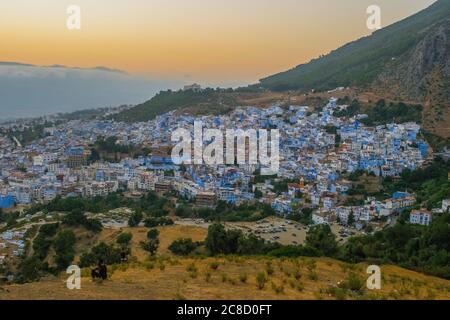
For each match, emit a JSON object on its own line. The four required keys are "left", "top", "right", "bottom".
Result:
{"left": 0, "top": 195, "right": 15, "bottom": 209}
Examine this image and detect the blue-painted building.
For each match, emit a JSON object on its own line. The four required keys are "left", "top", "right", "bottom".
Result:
{"left": 417, "top": 141, "right": 429, "bottom": 157}
{"left": 393, "top": 191, "right": 411, "bottom": 199}
{"left": 0, "top": 195, "right": 15, "bottom": 209}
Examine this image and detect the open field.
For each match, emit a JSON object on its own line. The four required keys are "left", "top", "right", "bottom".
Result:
{"left": 94, "top": 224, "right": 207, "bottom": 260}
{"left": 175, "top": 217, "right": 360, "bottom": 246}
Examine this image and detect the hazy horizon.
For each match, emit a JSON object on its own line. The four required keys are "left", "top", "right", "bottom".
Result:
{"left": 0, "top": 0, "right": 438, "bottom": 119}
{"left": 1, "top": 0, "right": 436, "bottom": 83}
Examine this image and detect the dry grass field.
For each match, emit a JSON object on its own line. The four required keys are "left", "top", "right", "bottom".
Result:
{"left": 1, "top": 256, "right": 449, "bottom": 300}
{"left": 1, "top": 225, "right": 449, "bottom": 300}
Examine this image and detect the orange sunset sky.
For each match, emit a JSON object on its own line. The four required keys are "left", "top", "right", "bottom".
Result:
{"left": 0, "top": 0, "right": 437, "bottom": 85}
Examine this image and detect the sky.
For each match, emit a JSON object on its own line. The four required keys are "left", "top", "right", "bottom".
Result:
{"left": 0, "top": 0, "right": 437, "bottom": 86}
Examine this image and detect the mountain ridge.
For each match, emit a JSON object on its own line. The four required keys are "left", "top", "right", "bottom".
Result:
{"left": 113, "top": 1, "right": 450, "bottom": 137}
{"left": 0, "top": 61, "right": 127, "bottom": 74}
{"left": 259, "top": 0, "right": 450, "bottom": 92}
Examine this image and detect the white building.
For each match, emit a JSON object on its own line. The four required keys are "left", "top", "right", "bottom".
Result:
{"left": 410, "top": 209, "right": 432, "bottom": 226}
{"left": 442, "top": 199, "right": 450, "bottom": 213}
{"left": 312, "top": 210, "right": 332, "bottom": 225}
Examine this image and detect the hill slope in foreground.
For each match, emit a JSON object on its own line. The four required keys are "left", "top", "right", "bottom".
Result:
{"left": 1, "top": 225, "right": 449, "bottom": 300}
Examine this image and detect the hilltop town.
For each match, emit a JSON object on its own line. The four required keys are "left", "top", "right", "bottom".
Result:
{"left": 1, "top": 93, "right": 449, "bottom": 279}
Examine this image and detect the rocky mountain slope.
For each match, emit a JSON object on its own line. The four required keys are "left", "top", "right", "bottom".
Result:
{"left": 259, "top": 0, "right": 450, "bottom": 137}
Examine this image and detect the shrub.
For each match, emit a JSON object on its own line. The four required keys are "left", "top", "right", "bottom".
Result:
{"left": 144, "top": 217, "right": 173, "bottom": 228}
{"left": 147, "top": 229, "right": 159, "bottom": 240}
{"left": 308, "top": 271, "right": 319, "bottom": 281}
{"left": 339, "top": 272, "right": 365, "bottom": 293}
{"left": 53, "top": 230, "right": 76, "bottom": 270}
{"left": 256, "top": 272, "right": 267, "bottom": 290}
{"left": 326, "top": 286, "right": 347, "bottom": 300}
{"left": 221, "top": 273, "right": 228, "bottom": 283}
{"left": 189, "top": 271, "right": 198, "bottom": 279}
{"left": 140, "top": 239, "right": 159, "bottom": 256}
{"left": 174, "top": 292, "right": 187, "bottom": 300}
{"left": 168, "top": 238, "right": 199, "bottom": 256}
{"left": 16, "top": 257, "right": 45, "bottom": 283}
{"left": 239, "top": 273, "right": 248, "bottom": 283}
{"left": 128, "top": 211, "right": 143, "bottom": 227}
{"left": 63, "top": 209, "right": 102, "bottom": 232}
{"left": 116, "top": 232, "right": 133, "bottom": 247}
{"left": 271, "top": 282, "right": 284, "bottom": 294}
{"left": 265, "top": 262, "right": 274, "bottom": 276}
{"left": 209, "top": 261, "right": 220, "bottom": 270}
{"left": 186, "top": 263, "right": 197, "bottom": 273}
{"left": 79, "top": 242, "right": 122, "bottom": 267}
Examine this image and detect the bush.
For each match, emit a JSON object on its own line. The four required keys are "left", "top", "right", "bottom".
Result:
{"left": 63, "top": 209, "right": 102, "bottom": 232}
{"left": 256, "top": 272, "right": 267, "bottom": 290}
{"left": 79, "top": 242, "right": 122, "bottom": 267}
{"left": 271, "top": 282, "right": 284, "bottom": 294}
{"left": 116, "top": 232, "right": 133, "bottom": 247}
{"left": 326, "top": 286, "right": 348, "bottom": 300}
{"left": 53, "top": 230, "right": 76, "bottom": 270}
{"left": 339, "top": 272, "right": 365, "bottom": 293}
{"left": 168, "top": 238, "right": 199, "bottom": 256}
{"left": 186, "top": 263, "right": 197, "bottom": 273}
{"left": 205, "top": 272, "right": 212, "bottom": 282}
{"left": 147, "top": 229, "right": 160, "bottom": 240}
{"left": 305, "top": 224, "right": 338, "bottom": 257}
{"left": 221, "top": 273, "right": 228, "bottom": 283}
{"left": 16, "top": 257, "right": 45, "bottom": 283}
{"left": 144, "top": 217, "right": 173, "bottom": 228}
{"left": 140, "top": 239, "right": 159, "bottom": 256}
{"left": 308, "top": 271, "right": 319, "bottom": 281}
{"left": 128, "top": 211, "right": 143, "bottom": 227}
{"left": 265, "top": 262, "right": 274, "bottom": 276}
{"left": 205, "top": 223, "right": 276, "bottom": 256}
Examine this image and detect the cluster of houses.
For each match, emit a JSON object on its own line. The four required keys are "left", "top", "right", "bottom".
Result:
{"left": 0, "top": 97, "right": 441, "bottom": 231}
{"left": 0, "top": 230, "right": 26, "bottom": 265}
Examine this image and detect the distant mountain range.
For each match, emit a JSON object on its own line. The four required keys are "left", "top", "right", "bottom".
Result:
{"left": 0, "top": 61, "right": 127, "bottom": 74}
{"left": 0, "top": 62, "right": 182, "bottom": 119}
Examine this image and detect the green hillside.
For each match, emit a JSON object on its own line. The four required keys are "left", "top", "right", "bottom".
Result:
{"left": 259, "top": 0, "right": 450, "bottom": 92}
{"left": 113, "top": 88, "right": 236, "bottom": 123}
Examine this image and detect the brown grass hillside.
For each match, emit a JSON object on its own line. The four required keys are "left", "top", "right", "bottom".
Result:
{"left": 1, "top": 256, "right": 449, "bottom": 300}
{"left": 1, "top": 225, "right": 449, "bottom": 300}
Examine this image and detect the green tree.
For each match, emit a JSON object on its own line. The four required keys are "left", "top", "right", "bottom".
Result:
{"left": 53, "top": 230, "right": 76, "bottom": 270}
{"left": 140, "top": 239, "right": 159, "bottom": 256}
{"left": 348, "top": 211, "right": 355, "bottom": 226}
{"left": 205, "top": 223, "right": 228, "bottom": 255}
{"left": 128, "top": 210, "right": 143, "bottom": 227}
{"left": 79, "top": 242, "right": 122, "bottom": 267}
{"left": 140, "top": 229, "right": 160, "bottom": 256}
{"left": 168, "top": 238, "right": 199, "bottom": 256}
{"left": 254, "top": 189, "right": 263, "bottom": 199}
{"left": 17, "top": 257, "right": 45, "bottom": 283}
{"left": 116, "top": 232, "right": 133, "bottom": 247}
{"left": 147, "top": 229, "right": 159, "bottom": 240}
{"left": 305, "top": 224, "right": 338, "bottom": 257}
